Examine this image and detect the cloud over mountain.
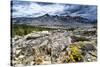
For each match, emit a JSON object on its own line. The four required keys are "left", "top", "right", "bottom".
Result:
{"left": 11, "top": 1, "right": 97, "bottom": 21}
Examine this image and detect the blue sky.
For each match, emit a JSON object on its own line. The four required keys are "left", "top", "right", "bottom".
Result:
{"left": 11, "top": 1, "right": 97, "bottom": 21}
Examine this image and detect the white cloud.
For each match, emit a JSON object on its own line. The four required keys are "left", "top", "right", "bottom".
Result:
{"left": 12, "top": 1, "right": 97, "bottom": 21}
{"left": 12, "top": 2, "right": 65, "bottom": 17}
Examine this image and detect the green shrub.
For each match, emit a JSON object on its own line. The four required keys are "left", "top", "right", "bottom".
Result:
{"left": 61, "top": 44, "right": 83, "bottom": 63}
{"left": 68, "top": 44, "right": 83, "bottom": 62}
{"left": 12, "top": 24, "right": 55, "bottom": 36}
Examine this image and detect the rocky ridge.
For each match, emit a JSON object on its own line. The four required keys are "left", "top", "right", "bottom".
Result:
{"left": 11, "top": 30, "right": 97, "bottom": 66}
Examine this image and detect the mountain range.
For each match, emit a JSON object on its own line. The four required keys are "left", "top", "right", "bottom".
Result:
{"left": 12, "top": 14, "right": 96, "bottom": 28}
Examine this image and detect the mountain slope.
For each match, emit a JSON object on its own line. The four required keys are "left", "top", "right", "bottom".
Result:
{"left": 12, "top": 14, "right": 96, "bottom": 28}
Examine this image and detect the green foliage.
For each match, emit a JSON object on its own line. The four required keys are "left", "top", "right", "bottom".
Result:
{"left": 69, "top": 44, "right": 83, "bottom": 62}
{"left": 62, "top": 44, "right": 83, "bottom": 63}
{"left": 12, "top": 24, "right": 55, "bottom": 37}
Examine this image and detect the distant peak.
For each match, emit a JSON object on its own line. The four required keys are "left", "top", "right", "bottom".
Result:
{"left": 43, "top": 14, "right": 50, "bottom": 17}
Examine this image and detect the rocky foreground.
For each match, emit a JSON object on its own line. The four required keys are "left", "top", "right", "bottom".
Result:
{"left": 11, "top": 30, "right": 97, "bottom": 66}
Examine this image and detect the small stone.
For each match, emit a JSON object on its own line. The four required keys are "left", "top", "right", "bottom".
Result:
{"left": 16, "top": 49, "right": 21, "bottom": 55}
{"left": 19, "top": 55, "right": 24, "bottom": 59}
